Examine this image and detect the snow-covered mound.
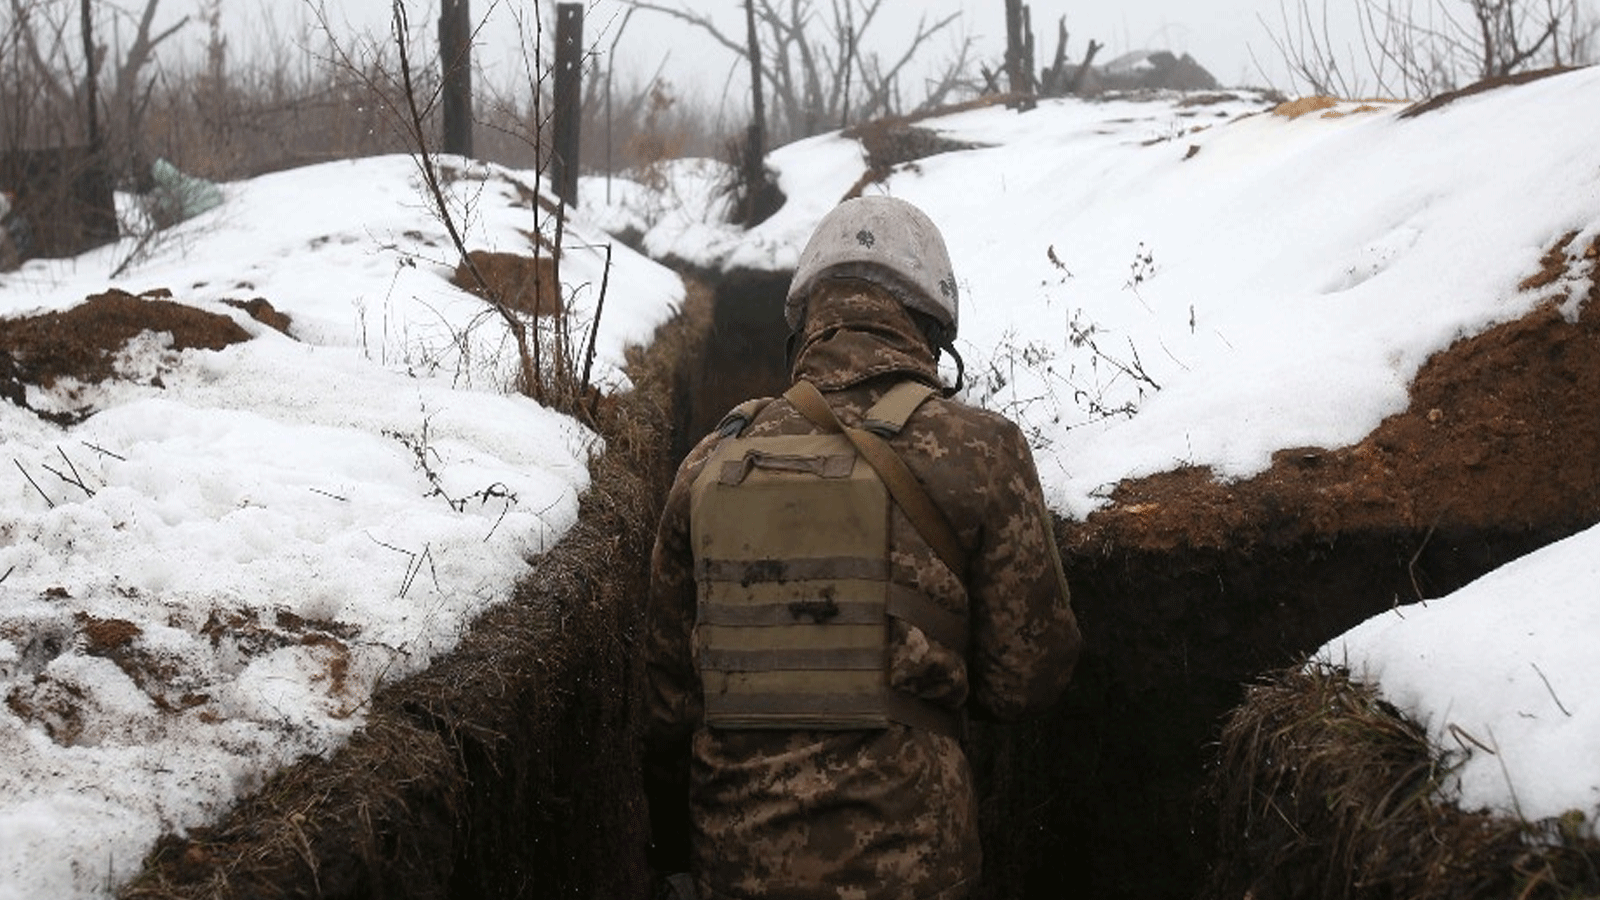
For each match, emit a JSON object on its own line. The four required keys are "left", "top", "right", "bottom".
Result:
{"left": 0, "top": 155, "right": 681, "bottom": 900}
{"left": 1320, "top": 524, "right": 1600, "bottom": 830}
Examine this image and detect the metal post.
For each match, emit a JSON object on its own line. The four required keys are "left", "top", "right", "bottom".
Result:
{"left": 552, "top": 3, "right": 583, "bottom": 207}
{"left": 742, "top": 0, "right": 766, "bottom": 222}
{"left": 81, "top": 0, "right": 99, "bottom": 150}
{"left": 440, "top": 0, "right": 474, "bottom": 158}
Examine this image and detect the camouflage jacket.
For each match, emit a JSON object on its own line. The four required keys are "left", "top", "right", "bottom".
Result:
{"left": 646, "top": 282, "right": 1082, "bottom": 900}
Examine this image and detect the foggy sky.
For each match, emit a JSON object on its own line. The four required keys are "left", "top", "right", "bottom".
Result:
{"left": 111, "top": 0, "right": 1326, "bottom": 92}
{"left": 108, "top": 0, "right": 1599, "bottom": 102}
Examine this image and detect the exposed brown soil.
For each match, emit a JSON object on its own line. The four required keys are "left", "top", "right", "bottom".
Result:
{"left": 1, "top": 289, "right": 258, "bottom": 424}
{"left": 1400, "top": 65, "right": 1579, "bottom": 118}
{"left": 452, "top": 250, "right": 564, "bottom": 317}
{"left": 841, "top": 120, "right": 986, "bottom": 201}
{"left": 220, "top": 297, "right": 294, "bottom": 335}
{"left": 0, "top": 289, "right": 251, "bottom": 391}
{"left": 1073, "top": 231, "right": 1600, "bottom": 553}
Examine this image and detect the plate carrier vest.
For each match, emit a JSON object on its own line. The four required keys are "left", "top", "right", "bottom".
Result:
{"left": 688, "top": 381, "right": 965, "bottom": 739}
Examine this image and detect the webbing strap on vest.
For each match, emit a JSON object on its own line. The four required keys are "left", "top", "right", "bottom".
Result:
{"left": 784, "top": 380, "right": 967, "bottom": 581}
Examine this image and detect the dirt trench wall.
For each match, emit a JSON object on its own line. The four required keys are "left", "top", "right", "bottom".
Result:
{"left": 672, "top": 268, "right": 794, "bottom": 459}
{"left": 977, "top": 524, "right": 1581, "bottom": 900}
{"left": 984, "top": 270, "right": 1600, "bottom": 899}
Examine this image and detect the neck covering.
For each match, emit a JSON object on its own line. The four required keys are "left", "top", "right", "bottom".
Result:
{"left": 790, "top": 279, "right": 943, "bottom": 392}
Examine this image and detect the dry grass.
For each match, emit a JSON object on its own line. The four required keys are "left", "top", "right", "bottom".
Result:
{"left": 1206, "top": 662, "right": 1600, "bottom": 900}
{"left": 1272, "top": 96, "right": 1342, "bottom": 118}
{"left": 123, "top": 714, "right": 463, "bottom": 900}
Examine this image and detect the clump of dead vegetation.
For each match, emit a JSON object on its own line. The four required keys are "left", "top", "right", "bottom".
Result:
{"left": 839, "top": 115, "right": 986, "bottom": 201}
{"left": 1206, "top": 662, "right": 1600, "bottom": 900}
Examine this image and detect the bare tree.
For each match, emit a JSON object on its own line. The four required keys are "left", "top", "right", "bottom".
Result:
{"left": 1003, "top": 0, "right": 1034, "bottom": 95}
{"left": 1034, "top": 14, "right": 1103, "bottom": 97}
{"left": 623, "top": 0, "right": 972, "bottom": 141}
{"left": 1259, "top": 0, "right": 1597, "bottom": 98}
{"left": 2, "top": 0, "right": 186, "bottom": 168}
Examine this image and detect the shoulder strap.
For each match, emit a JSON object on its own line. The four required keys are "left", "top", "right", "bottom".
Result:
{"left": 784, "top": 380, "right": 966, "bottom": 581}
{"left": 861, "top": 381, "right": 937, "bottom": 437}
{"left": 715, "top": 397, "right": 774, "bottom": 437}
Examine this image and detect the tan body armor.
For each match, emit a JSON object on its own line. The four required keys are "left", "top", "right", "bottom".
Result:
{"left": 688, "top": 382, "right": 964, "bottom": 738}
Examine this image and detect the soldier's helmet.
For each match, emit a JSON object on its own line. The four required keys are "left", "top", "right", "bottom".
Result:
{"left": 785, "top": 196, "right": 959, "bottom": 342}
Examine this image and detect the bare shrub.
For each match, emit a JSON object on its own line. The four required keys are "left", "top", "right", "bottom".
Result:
{"left": 338, "top": 1, "right": 610, "bottom": 420}
{"left": 1258, "top": 0, "right": 1598, "bottom": 98}
{"left": 609, "top": 78, "right": 720, "bottom": 172}
{"left": 623, "top": 1, "right": 973, "bottom": 144}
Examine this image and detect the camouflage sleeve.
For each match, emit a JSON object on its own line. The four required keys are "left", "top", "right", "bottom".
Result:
{"left": 965, "top": 419, "right": 1082, "bottom": 721}
{"left": 642, "top": 432, "right": 722, "bottom": 873}
{"left": 645, "top": 436, "right": 717, "bottom": 748}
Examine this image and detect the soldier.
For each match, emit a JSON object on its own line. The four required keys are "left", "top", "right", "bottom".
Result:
{"left": 645, "top": 195, "right": 1081, "bottom": 900}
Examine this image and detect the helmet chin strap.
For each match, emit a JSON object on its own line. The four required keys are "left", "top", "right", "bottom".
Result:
{"left": 785, "top": 328, "right": 802, "bottom": 377}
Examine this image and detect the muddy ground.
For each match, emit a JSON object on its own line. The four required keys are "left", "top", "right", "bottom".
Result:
{"left": 2, "top": 223, "right": 1597, "bottom": 898}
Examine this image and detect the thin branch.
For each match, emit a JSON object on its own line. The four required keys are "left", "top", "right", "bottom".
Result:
{"left": 385, "top": 1, "right": 536, "bottom": 394}
{"left": 14, "top": 459, "right": 55, "bottom": 508}
{"left": 857, "top": 11, "right": 960, "bottom": 115}
{"left": 1407, "top": 518, "right": 1438, "bottom": 600}
{"left": 80, "top": 440, "right": 126, "bottom": 462}
{"left": 579, "top": 242, "right": 611, "bottom": 404}
{"left": 1530, "top": 662, "right": 1573, "bottom": 717}
{"left": 41, "top": 446, "right": 94, "bottom": 498}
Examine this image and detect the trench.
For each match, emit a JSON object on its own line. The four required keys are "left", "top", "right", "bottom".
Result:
{"left": 128, "top": 268, "right": 1596, "bottom": 900}
{"left": 648, "top": 271, "right": 1592, "bottom": 900}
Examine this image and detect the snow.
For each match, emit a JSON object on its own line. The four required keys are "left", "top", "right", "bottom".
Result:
{"left": 616, "top": 83, "right": 1599, "bottom": 520}
{"left": 1320, "top": 529, "right": 1600, "bottom": 828}
{"left": 3, "top": 68, "right": 1600, "bottom": 896}
{"left": 1, "top": 155, "right": 681, "bottom": 899}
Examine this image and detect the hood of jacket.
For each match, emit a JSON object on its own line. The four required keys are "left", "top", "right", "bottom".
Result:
{"left": 790, "top": 279, "right": 943, "bottom": 392}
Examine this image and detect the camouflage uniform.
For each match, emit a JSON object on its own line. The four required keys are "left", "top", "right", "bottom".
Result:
{"left": 646, "top": 282, "right": 1081, "bottom": 900}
